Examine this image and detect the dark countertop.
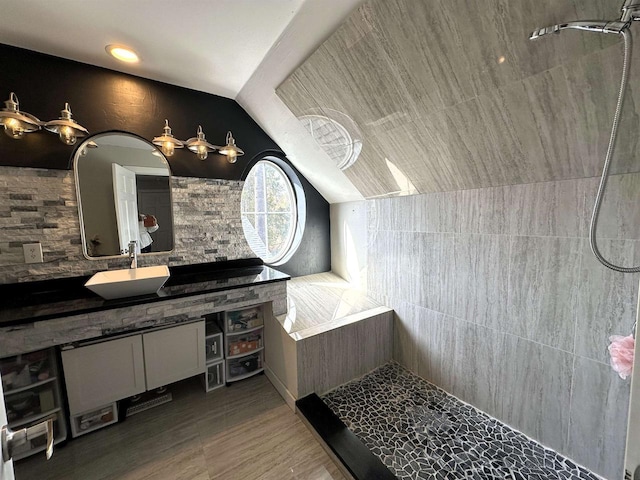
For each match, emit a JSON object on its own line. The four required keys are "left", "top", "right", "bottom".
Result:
{"left": 0, "top": 260, "right": 290, "bottom": 328}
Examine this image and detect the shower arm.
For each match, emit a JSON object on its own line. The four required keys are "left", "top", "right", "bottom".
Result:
{"left": 622, "top": 0, "right": 640, "bottom": 23}
{"left": 530, "top": 0, "right": 640, "bottom": 39}
{"left": 530, "top": 0, "right": 640, "bottom": 273}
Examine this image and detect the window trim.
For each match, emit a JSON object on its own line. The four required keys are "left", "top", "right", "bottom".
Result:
{"left": 240, "top": 157, "right": 306, "bottom": 266}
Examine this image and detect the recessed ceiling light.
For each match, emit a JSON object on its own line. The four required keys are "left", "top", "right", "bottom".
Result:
{"left": 105, "top": 44, "right": 139, "bottom": 63}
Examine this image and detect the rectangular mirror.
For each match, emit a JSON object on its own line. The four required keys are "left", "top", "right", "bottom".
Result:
{"left": 74, "top": 132, "right": 174, "bottom": 259}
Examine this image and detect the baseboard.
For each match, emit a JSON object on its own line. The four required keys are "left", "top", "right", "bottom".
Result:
{"left": 264, "top": 363, "right": 297, "bottom": 411}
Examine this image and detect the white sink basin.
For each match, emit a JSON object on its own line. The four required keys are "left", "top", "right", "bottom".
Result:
{"left": 85, "top": 266, "right": 170, "bottom": 300}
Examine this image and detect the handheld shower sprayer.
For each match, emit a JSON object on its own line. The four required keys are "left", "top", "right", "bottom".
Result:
{"left": 530, "top": 0, "right": 640, "bottom": 273}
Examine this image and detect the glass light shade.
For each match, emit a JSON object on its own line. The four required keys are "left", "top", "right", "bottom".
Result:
{"left": 152, "top": 119, "right": 183, "bottom": 157}
{"left": 196, "top": 145, "right": 208, "bottom": 160}
{"left": 105, "top": 44, "right": 140, "bottom": 63}
{"left": 44, "top": 103, "right": 89, "bottom": 145}
{"left": 218, "top": 131, "right": 244, "bottom": 163}
{"left": 0, "top": 92, "right": 41, "bottom": 140}
{"left": 185, "top": 125, "right": 216, "bottom": 161}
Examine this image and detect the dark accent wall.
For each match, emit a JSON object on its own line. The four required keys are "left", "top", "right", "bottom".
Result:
{"left": 0, "top": 43, "right": 330, "bottom": 277}
{"left": 0, "top": 44, "right": 279, "bottom": 177}
{"left": 241, "top": 152, "right": 331, "bottom": 278}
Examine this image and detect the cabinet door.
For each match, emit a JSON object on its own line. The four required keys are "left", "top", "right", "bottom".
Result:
{"left": 61, "top": 335, "right": 145, "bottom": 415}
{"left": 143, "top": 321, "right": 205, "bottom": 390}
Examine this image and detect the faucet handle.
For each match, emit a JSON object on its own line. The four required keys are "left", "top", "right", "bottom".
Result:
{"left": 128, "top": 240, "right": 137, "bottom": 253}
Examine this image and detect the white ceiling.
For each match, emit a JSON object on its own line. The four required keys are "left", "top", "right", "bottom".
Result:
{"left": 0, "top": 0, "right": 365, "bottom": 203}
{"left": 0, "top": 0, "right": 303, "bottom": 98}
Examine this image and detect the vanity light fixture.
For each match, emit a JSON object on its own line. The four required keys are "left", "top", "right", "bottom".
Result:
{"left": 218, "top": 131, "right": 244, "bottom": 163}
{"left": 80, "top": 141, "right": 98, "bottom": 157}
{"left": 152, "top": 119, "right": 184, "bottom": 157}
{"left": 186, "top": 125, "right": 217, "bottom": 161}
{"left": 149, "top": 123, "right": 244, "bottom": 163}
{"left": 105, "top": 44, "right": 140, "bottom": 64}
{"left": 0, "top": 92, "right": 41, "bottom": 139}
{"left": 43, "top": 102, "right": 89, "bottom": 145}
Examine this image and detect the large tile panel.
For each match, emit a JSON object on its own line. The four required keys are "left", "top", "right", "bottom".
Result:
{"left": 507, "top": 179, "right": 586, "bottom": 238}
{"left": 498, "top": 334, "right": 573, "bottom": 453}
{"left": 567, "top": 356, "right": 631, "bottom": 480}
{"left": 574, "top": 238, "right": 640, "bottom": 363}
{"left": 506, "top": 236, "right": 582, "bottom": 351}
{"left": 586, "top": 173, "right": 640, "bottom": 241}
{"left": 450, "top": 234, "right": 509, "bottom": 330}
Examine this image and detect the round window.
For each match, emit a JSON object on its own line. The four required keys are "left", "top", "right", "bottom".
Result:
{"left": 241, "top": 160, "right": 300, "bottom": 264}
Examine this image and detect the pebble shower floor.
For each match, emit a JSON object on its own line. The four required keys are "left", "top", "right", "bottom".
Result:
{"left": 322, "top": 363, "right": 601, "bottom": 480}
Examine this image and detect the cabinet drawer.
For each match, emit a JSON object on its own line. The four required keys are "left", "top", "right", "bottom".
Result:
{"left": 1, "top": 349, "right": 51, "bottom": 393}
{"left": 204, "top": 361, "right": 225, "bottom": 392}
{"left": 11, "top": 410, "right": 65, "bottom": 461}
{"left": 225, "top": 305, "right": 263, "bottom": 333}
{"left": 227, "top": 351, "right": 263, "bottom": 381}
{"left": 205, "top": 333, "right": 223, "bottom": 363}
{"left": 70, "top": 402, "right": 118, "bottom": 438}
{"left": 6, "top": 383, "right": 58, "bottom": 426}
{"left": 227, "top": 330, "right": 263, "bottom": 358}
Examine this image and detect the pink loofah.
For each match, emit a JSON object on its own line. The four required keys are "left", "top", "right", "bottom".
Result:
{"left": 608, "top": 334, "right": 635, "bottom": 379}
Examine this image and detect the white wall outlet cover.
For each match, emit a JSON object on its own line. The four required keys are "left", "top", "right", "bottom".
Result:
{"left": 23, "top": 243, "right": 44, "bottom": 263}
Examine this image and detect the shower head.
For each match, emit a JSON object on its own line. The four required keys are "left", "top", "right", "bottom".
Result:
{"left": 530, "top": 20, "right": 628, "bottom": 40}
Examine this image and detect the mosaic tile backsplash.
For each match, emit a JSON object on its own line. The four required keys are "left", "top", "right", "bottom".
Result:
{"left": 0, "top": 166, "right": 253, "bottom": 284}
{"left": 323, "top": 363, "right": 602, "bottom": 480}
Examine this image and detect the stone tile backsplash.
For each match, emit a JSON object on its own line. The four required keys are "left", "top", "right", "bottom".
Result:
{"left": 0, "top": 166, "right": 254, "bottom": 284}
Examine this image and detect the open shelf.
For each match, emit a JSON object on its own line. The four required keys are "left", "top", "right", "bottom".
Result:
{"left": 4, "top": 377, "right": 57, "bottom": 396}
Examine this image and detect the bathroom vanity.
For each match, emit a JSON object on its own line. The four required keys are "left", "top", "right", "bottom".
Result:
{"left": 0, "top": 262, "right": 289, "bottom": 451}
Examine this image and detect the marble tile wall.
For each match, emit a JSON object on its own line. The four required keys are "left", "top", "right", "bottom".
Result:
{"left": 0, "top": 166, "right": 254, "bottom": 284}
{"left": 296, "top": 309, "right": 393, "bottom": 398}
{"left": 366, "top": 172, "right": 640, "bottom": 480}
{"left": 276, "top": 0, "right": 640, "bottom": 199}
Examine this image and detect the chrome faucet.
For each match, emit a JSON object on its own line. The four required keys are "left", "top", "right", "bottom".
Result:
{"left": 128, "top": 240, "right": 138, "bottom": 269}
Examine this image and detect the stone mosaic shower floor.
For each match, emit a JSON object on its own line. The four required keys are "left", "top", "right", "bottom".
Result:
{"left": 322, "top": 363, "right": 601, "bottom": 480}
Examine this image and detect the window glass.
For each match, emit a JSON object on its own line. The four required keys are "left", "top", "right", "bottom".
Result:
{"left": 241, "top": 160, "right": 297, "bottom": 264}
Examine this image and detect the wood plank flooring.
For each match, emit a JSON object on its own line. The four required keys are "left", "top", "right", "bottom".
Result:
{"left": 15, "top": 375, "right": 346, "bottom": 480}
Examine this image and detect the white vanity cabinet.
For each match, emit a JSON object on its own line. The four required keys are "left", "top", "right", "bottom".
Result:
{"left": 61, "top": 321, "right": 205, "bottom": 419}
{"left": 143, "top": 321, "right": 205, "bottom": 390}
{"left": 61, "top": 335, "right": 146, "bottom": 416}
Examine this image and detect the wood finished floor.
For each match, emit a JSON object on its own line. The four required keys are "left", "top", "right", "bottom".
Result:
{"left": 14, "top": 375, "right": 346, "bottom": 480}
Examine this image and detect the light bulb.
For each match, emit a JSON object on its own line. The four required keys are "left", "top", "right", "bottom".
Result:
{"left": 227, "top": 151, "right": 237, "bottom": 164}
{"left": 162, "top": 141, "right": 175, "bottom": 157}
{"left": 4, "top": 119, "right": 25, "bottom": 139}
{"left": 59, "top": 125, "right": 77, "bottom": 145}
{"left": 197, "top": 145, "right": 208, "bottom": 160}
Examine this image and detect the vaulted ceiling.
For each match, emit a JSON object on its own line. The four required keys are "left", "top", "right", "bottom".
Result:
{"left": 3, "top": 0, "right": 637, "bottom": 204}
{"left": 276, "top": 0, "right": 640, "bottom": 199}
{"left": 0, "top": 0, "right": 365, "bottom": 203}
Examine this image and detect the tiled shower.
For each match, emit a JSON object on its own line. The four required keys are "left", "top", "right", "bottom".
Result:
{"left": 363, "top": 174, "right": 639, "bottom": 479}
{"left": 276, "top": 0, "right": 640, "bottom": 477}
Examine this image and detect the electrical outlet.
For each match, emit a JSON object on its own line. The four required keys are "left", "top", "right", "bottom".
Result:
{"left": 23, "top": 243, "right": 43, "bottom": 264}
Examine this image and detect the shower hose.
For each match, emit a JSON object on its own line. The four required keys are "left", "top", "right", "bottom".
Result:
{"left": 590, "top": 29, "right": 640, "bottom": 272}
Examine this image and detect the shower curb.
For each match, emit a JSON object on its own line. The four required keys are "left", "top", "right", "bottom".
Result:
{"left": 296, "top": 393, "right": 397, "bottom": 480}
